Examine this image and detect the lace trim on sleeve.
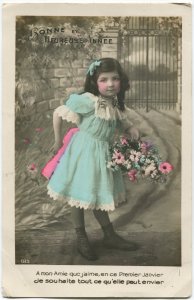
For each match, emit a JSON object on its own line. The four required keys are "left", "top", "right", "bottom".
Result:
{"left": 54, "top": 105, "right": 80, "bottom": 125}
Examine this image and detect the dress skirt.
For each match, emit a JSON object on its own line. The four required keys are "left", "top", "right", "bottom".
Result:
{"left": 46, "top": 92, "right": 131, "bottom": 211}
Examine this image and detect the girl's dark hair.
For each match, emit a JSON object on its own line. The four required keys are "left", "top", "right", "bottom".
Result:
{"left": 84, "top": 58, "right": 130, "bottom": 111}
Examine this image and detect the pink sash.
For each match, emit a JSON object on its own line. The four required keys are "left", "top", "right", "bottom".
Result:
{"left": 41, "top": 128, "right": 79, "bottom": 179}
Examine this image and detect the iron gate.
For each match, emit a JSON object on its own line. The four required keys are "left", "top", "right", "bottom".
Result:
{"left": 118, "top": 17, "right": 181, "bottom": 111}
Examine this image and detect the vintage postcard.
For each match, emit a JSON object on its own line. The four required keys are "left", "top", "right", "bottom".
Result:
{"left": 2, "top": 2, "right": 192, "bottom": 298}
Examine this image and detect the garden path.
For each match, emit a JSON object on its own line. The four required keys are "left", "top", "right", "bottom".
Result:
{"left": 15, "top": 109, "right": 181, "bottom": 266}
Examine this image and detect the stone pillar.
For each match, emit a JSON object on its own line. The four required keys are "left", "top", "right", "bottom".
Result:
{"left": 176, "top": 36, "right": 182, "bottom": 113}
{"left": 101, "top": 28, "right": 119, "bottom": 59}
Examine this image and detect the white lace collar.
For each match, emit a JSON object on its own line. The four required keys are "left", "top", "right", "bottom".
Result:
{"left": 85, "top": 92, "right": 129, "bottom": 121}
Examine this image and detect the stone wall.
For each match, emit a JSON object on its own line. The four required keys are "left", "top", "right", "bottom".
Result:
{"left": 33, "top": 29, "right": 119, "bottom": 114}
{"left": 34, "top": 58, "right": 92, "bottom": 114}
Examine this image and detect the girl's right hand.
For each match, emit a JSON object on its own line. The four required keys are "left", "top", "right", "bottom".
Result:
{"left": 50, "top": 140, "right": 63, "bottom": 155}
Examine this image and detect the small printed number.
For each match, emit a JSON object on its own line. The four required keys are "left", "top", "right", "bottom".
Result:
{"left": 21, "top": 258, "right": 30, "bottom": 264}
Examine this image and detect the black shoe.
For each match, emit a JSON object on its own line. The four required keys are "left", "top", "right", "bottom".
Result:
{"left": 102, "top": 223, "right": 138, "bottom": 251}
{"left": 75, "top": 227, "right": 98, "bottom": 261}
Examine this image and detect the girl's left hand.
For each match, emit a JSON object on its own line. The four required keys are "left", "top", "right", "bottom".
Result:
{"left": 128, "top": 127, "right": 140, "bottom": 140}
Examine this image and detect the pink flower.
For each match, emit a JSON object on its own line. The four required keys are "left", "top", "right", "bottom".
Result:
{"left": 112, "top": 151, "right": 125, "bottom": 164}
{"left": 140, "top": 141, "right": 153, "bottom": 153}
{"left": 27, "top": 163, "right": 38, "bottom": 174}
{"left": 121, "top": 137, "right": 128, "bottom": 145}
{"left": 140, "top": 142, "right": 148, "bottom": 154}
{"left": 23, "top": 138, "right": 31, "bottom": 144}
{"left": 127, "top": 169, "right": 137, "bottom": 182}
{"left": 35, "top": 128, "right": 44, "bottom": 132}
{"left": 159, "top": 162, "right": 173, "bottom": 174}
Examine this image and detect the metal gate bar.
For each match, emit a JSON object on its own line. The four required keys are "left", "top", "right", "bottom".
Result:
{"left": 119, "top": 17, "right": 180, "bottom": 111}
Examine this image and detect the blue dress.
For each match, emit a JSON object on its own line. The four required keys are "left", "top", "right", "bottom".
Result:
{"left": 47, "top": 92, "right": 133, "bottom": 211}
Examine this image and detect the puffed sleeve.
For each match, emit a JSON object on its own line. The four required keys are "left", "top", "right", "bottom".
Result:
{"left": 54, "top": 93, "right": 95, "bottom": 125}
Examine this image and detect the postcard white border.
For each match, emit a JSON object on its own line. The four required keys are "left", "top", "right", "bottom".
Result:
{"left": 2, "top": 3, "right": 192, "bottom": 298}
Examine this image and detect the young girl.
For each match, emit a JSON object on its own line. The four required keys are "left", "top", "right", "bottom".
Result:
{"left": 44, "top": 58, "right": 139, "bottom": 261}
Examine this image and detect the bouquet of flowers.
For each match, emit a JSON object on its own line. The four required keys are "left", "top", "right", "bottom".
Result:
{"left": 107, "top": 136, "right": 173, "bottom": 183}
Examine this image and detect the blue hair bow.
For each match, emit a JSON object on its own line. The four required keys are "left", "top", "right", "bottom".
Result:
{"left": 87, "top": 60, "right": 101, "bottom": 76}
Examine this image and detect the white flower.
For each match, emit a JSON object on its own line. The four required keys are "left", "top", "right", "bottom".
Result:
{"left": 145, "top": 164, "right": 156, "bottom": 176}
{"left": 145, "top": 158, "right": 151, "bottom": 164}
{"left": 107, "top": 161, "right": 118, "bottom": 171}
{"left": 124, "top": 160, "right": 131, "bottom": 170}
{"left": 107, "top": 161, "right": 114, "bottom": 168}
{"left": 129, "top": 150, "right": 141, "bottom": 162}
{"left": 150, "top": 170, "right": 158, "bottom": 178}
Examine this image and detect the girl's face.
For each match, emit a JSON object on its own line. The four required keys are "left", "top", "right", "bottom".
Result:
{"left": 97, "top": 71, "right": 120, "bottom": 98}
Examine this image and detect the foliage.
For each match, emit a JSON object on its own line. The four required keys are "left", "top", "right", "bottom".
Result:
{"left": 115, "top": 16, "right": 182, "bottom": 37}
{"left": 15, "top": 111, "right": 73, "bottom": 230}
{"left": 157, "top": 17, "right": 182, "bottom": 37}
{"left": 15, "top": 16, "right": 107, "bottom": 119}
